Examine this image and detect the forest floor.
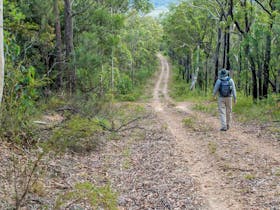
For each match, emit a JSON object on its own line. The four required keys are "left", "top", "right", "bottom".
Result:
{"left": 0, "top": 54, "right": 280, "bottom": 209}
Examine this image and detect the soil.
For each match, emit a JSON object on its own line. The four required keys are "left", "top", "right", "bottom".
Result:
{"left": 0, "top": 54, "right": 279, "bottom": 209}
{"left": 148, "top": 54, "right": 280, "bottom": 209}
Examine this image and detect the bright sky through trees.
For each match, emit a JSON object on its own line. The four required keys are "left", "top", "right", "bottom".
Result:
{"left": 148, "top": 0, "right": 179, "bottom": 17}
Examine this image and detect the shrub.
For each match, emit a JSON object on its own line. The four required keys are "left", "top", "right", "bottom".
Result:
{"left": 55, "top": 182, "right": 118, "bottom": 210}
{"left": 50, "top": 115, "right": 104, "bottom": 153}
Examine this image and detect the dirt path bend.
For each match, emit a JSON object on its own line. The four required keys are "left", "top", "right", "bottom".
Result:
{"left": 151, "top": 54, "right": 280, "bottom": 209}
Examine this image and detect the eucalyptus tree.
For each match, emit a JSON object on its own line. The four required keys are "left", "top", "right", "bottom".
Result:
{"left": 53, "top": 0, "right": 63, "bottom": 89}
{"left": 64, "top": 0, "right": 75, "bottom": 92}
{"left": 72, "top": 0, "right": 158, "bottom": 96}
{"left": 254, "top": 0, "right": 278, "bottom": 98}
{"left": 120, "top": 13, "right": 162, "bottom": 85}
{"left": 231, "top": 0, "right": 280, "bottom": 99}
{"left": 163, "top": 0, "right": 215, "bottom": 89}
{"left": 162, "top": 0, "right": 280, "bottom": 100}
{"left": 230, "top": 0, "right": 259, "bottom": 99}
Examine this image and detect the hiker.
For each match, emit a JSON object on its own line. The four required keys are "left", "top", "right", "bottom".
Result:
{"left": 213, "top": 68, "right": 237, "bottom": 131}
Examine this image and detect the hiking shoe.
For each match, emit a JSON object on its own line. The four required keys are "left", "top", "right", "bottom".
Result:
{"left": 220, "top": 127, "right": 227, "bottom": 131}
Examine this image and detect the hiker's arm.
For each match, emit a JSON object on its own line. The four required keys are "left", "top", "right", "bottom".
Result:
{"left": 213, "top": 80, "right": 220, "bottom": 96}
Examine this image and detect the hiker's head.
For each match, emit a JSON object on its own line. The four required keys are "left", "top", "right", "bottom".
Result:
{"left": 219, "top": 68, "right": 229, "bottom": 78}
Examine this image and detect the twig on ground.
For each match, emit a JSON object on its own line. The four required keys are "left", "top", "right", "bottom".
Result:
{"left": 13, "top": 152, "right": 44, "bottom": 210}
{"left": 56, "top": 106, "right": 79, "bottom": 114}
{"left": 99, "top": 114, "right": 150, "bottom": 133}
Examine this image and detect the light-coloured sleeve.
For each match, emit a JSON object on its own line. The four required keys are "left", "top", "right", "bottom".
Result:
{"left": 231, "top": 79, "right": 237, "bottom": 100}
{"left": 213, "top": 80, "right": 220, "bottom": 96}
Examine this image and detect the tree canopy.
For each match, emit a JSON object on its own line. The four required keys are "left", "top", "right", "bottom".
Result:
{"left": 162, "top": 0, "right": 280, "bottom": 100}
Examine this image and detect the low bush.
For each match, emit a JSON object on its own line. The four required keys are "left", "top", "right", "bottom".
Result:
{"left": 55, "top": 182, "right": 118, "bottom": 210}
{"left": 49, "top": 115, "right": 105, "bottom": 153}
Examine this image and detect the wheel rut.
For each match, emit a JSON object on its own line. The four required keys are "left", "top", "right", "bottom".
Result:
{"left": 150, "top": 54, "right": 280, "bottom": 209}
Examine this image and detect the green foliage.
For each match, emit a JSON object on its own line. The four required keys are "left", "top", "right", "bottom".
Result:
{"left": 2, "top": 0, "right": 163, "bottom": 142}
{"left": 170, "top": 66, "right": 211, "bottom": 102}
{"left": 132, "top": 0, "right": 153, "bottom": 13}
{"left": 117, "top": 93, "right": 137, "bottom": 102}
{"left": 233, "top": 94, "right": 280, "bottom": 122}
{"left": 42, "top": 95, "right": 146, "bottom": 154}
{"left": 275, "top": 168, "right": 280, "bottom": 176}
{"left": 0, "top": 63, "right": 47, "bottom": 145}
{"left": 1, "top": 52, "right": 49, "bottom": 145}
{"left": 40, "top": 96, "right": 67, "bottom": 111}
{"left": 244, "top": 173, "right": 256, "bottom": 180}
{"left": 75, "top": 7, "right": 162, "bottom": 100}
{"left": 162, "top": 0, "right": 280, "bottom": 101}
{"left": 208, "top": 142, "right": 217, "bottom": 154}
{"left": 55, "top": 182, "right": 118, "bottom": 210}
{"left": 182, "top": 117, "right": 195, "bottom": 128}
{"left": 192, "top": 103, "right": 217, "bottom": 116}
{"left": 117, "top": 74, "right": 133, "bottom": 95}
{"left": 122, "top": 147, "right": 132, "bottom": 169}
{"left": 1, "top": 0, "right": 54, "bottom": 145}
{"left": 50, "top": 115, "right": 103, "bottom": 153}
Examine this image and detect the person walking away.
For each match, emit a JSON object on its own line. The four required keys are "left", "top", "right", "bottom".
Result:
{"left": 213, "top": 69, "right": 237, "bottom": 131}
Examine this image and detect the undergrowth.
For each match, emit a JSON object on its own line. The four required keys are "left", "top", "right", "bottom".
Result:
{"left": 49, "top": 115, "right": 105, "bottom": 153}
{"left": 170, "top": 65, "right": 280, "bottom": 126}
{"left": 0, "top": 92, "right": 147, "bottom": 209}
{"left": 55, "top": 182, "right": 118, "bottom": 210}
{"left": 169, "top": 65, "right": 211, "bottom": 102}
{"left": 0, "top": 100, "right": 38, "bottom": 146}
{"left": 46, "top": 95, "right": 146, "bottom": 153}
{"left": 233, "top": 94, "right": 280, "bottom": 123}
{"left": 116, "top": 63, "right": 158, "bottom": 102}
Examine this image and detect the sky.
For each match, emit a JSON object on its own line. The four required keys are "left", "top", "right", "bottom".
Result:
{"left": 148, "top": 0, "right": 179, "bottom": 17}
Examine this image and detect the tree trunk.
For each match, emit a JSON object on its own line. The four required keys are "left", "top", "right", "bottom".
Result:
{"left": 226, "top": 28, "right": 231, "bottom": 70}
{"left": 249, "top": 56, "right": 258, "bottom": 101}
{"left": 257, "top": 48, "right": 263, "bottom": 99}
{"left": 190, "top": 44, "right": 200, "bottom": 90}
{"left": 222, "top": 30, "right": 227, "bottom": 68}
{"left": 237, "top": 36, "right": 242, "bottom": 89}
{"left": 64, "top": 0, "right": 75, "bottom": 93}
{"left": 214, "top": 17, "right": 222, "bottom": 83}
{"left": 245, "top": 43, "right": 258, "bottom": 101}
{"left": 263, "top": 31, "right": 271, "bottom": 98}
{"left": 111, "top": 47, "right": 114, "bottom": 91}
{"left": 277, "top": 69, "right": 280, "bottom": 93}
{"left": 205, "top": 54, "right": 209, "bottom": 94}
{"left": 258, "top": 68, "right": 263, "bottom": 99}
{"left": 0, "top": 0, "right": 4, "bottom": 105}
{"left": 187, "top": 53, "right": 192, "bottom": 83}
{"left": 54, "top": 0, "right": 63, "bottom": 89}
{"left": 183, "top": 56, "right": 188, "bottom": 82}
{"left": 244, "top": 43, "right": 249, "bottom": 96}
{"left": 255, "top": 0, "right": 275, "bottom": 98}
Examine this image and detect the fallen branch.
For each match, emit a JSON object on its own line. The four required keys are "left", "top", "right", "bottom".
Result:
{"left": 221, "top": 166, "right": 253, "bottom": 172}
{"left": 115, "top": 115, "right": 150, "bottom": 132}
{"left": 56, "top": 106, "right": 79, "bottom": 114}
{"left": 118, "top": 125, "right": 146, "bottom": 132}
{"left": 33, "top": 121, "right": 48, "bottom": 125}
{"left": 13, "top": 152, "right": 45, "bottom": 210}
{"left": 99, "top": 115, "right": 150, "bottom": 133}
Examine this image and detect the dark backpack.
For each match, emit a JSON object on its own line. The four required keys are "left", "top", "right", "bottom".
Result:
{"left": 219, "top": 77, "right": 232, "bottom": 97}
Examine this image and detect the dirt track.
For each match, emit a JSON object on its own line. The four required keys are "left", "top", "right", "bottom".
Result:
{"left": 0, "top": 55, "right": 279, "bottom": 209}
{"left": 149, "top": 54, "right": 280, "bottom": 209}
